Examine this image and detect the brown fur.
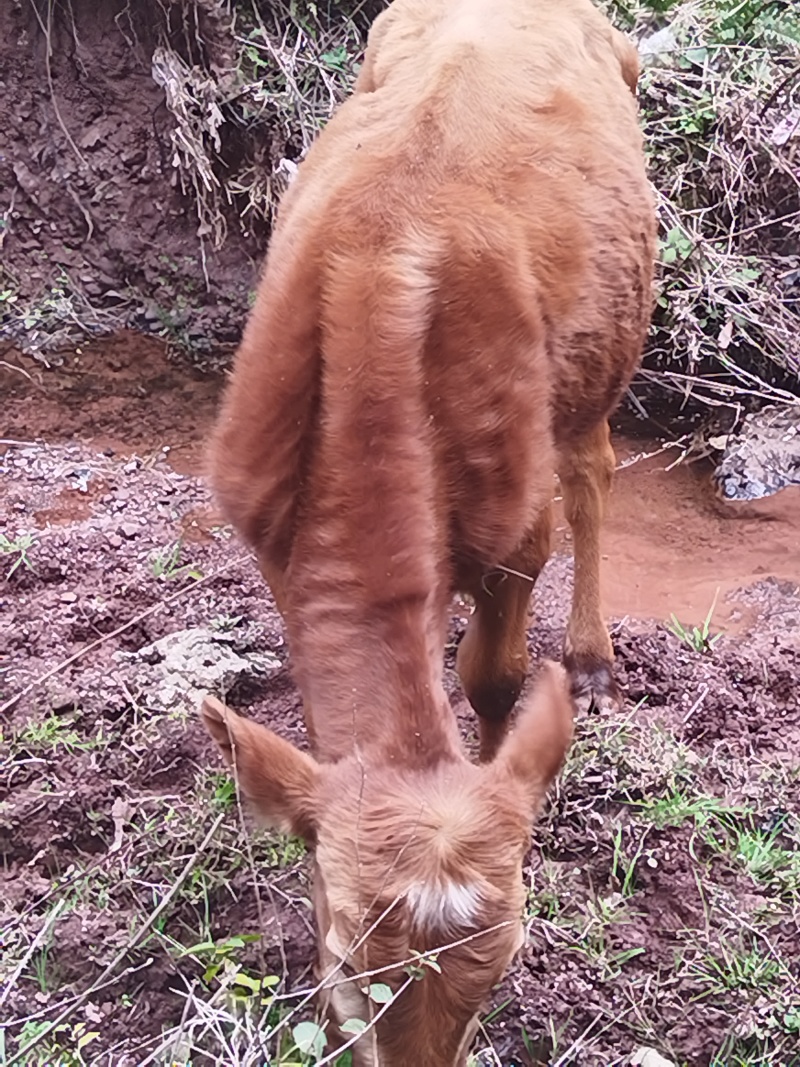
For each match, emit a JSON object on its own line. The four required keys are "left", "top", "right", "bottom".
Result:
{"left": 202, "top": 0, "right": 656, "bottom": 1061}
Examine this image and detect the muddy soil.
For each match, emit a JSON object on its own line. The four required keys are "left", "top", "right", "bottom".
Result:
{"left": 1, "top": 336, "right": 799, "bottom": 1066}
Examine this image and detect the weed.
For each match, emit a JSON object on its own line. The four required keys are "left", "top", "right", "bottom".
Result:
{"left": 537, "top": 888, "right": 646, "bottom": 983}
{"left": 182, "top": 932, "right": 270, "bottom": 989}
{"left": 635, "top": 788, "right": 741, "bottom": 830}
{"left": 13, "top": 1020, "right": 99, "bottom": 1066}
{"left": 668, "top": 589, "right": 722, "bottom": 654}
{"left": 207, "top": 769, "right": 237, "bottom": 810}
{"left": 262, "top": 831, "right": 307, "bottom": 869}
{"left": 703, "top": 813, "right": 800, "bottom": 901}
{"left": 292, "top": 1020, "right": 328, "bottom": 1059}
{"left": 527, "top": 859, "right": 568, "bottom": 921}
{"left": 553, "top": 711, "right": 699, "bottom": 827}
{"left": 610, "top": 824, "right": 648, "bottom": 896}
{"left": 150, "top": 538, "right": 203, "bottom": 582}
{"left": 33, "top": 942, "right": 55, "bottom": 994}
{"left": 0, "top": 531, "right": 37, "bottom": 578}
{"left": 661, "top": 223, "right": 695, "bottom": 266}
{"left": 16, "top": 713, "right": 89, "bottom": 755}
{"left": 686, "top": 938, "right": 783, "bottom": 996}
{"left": 735, "top": 820, "right": 798, "bottom": 881}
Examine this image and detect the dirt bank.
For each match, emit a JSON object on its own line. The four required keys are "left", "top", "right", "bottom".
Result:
{"left": 0, "top": 0, "right": 258, "bottom": 357}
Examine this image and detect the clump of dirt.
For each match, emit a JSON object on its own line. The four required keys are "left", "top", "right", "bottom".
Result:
{"left": 1, "top": 337, "right": 799, "bottom": 1066}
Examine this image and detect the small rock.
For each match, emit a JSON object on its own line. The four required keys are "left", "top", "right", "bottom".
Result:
{"left": 107, "top": 534, "right": 123, "bottom": 549}
{"left": 116, "top": 626, "right": 281, "bottom": 709}
{"left": 631, "top": 1049, "right": 676, "bottom": 1067}
{"left": 117, "top": 522, "right": 139, "bottom": 539}
{"left": 51, "top": 690, "right": 79, "bottom": 713}
{"left": 638, "top": 26, "right": 677, "bottom": 61}
{"left": 60, "top": 592, "right": 78, "bottom": 603}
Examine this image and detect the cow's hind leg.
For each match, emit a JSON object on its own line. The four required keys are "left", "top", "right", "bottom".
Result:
{"left": 457, "top": 506, "right": 552, "bottom": 762}
{"left": 556, "top": 419, "right": 619, "bottom": 712}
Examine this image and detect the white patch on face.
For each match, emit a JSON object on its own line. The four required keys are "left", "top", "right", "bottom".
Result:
{"left": 406, "top": 878, "right": 484, "bottom": 935}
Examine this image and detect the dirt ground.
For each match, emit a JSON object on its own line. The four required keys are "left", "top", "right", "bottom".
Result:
{"left": 1, "top": 336, "right": 799, "bottom": 1067}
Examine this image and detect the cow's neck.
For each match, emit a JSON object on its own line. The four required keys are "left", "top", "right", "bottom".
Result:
{"left": 286, "top": 562, "right": 460, "bottom": 767}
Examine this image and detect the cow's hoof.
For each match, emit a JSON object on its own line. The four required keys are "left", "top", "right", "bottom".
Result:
{"left": 563, "top": 653, "right": 621, "bottom": 715}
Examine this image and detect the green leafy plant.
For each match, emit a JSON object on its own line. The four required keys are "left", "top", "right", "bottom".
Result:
{"left": 13, "top": 1020, "right": 99, "bottom": 1067}
{"left": 660, "top": 224, "right": 695, "bottom": 265}
{"left": 291, "top": 1020, "right": 328, "bottom": 1059}
{"left": 208, "top": 770, "right": 237, "bottom": 810}
{"left": 687, "top": 939, "right": 782, "bottom": 995}
{"left": 182, "top": 933, "right": 275, "bottom": 996}
{"left": 17, "top": 713, "right": 89, "bottom": 755}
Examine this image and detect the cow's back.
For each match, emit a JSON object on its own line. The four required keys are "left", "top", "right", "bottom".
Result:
{"left": 215, "top": 0, "right": 654, "bottom": 582}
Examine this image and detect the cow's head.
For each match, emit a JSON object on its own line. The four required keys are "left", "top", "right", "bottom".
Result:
{"left": 201, "top": 663, "right": 572, "bottom": 1065}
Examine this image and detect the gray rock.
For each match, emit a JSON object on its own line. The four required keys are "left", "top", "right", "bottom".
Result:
{"left": 638, "top": 26, "right": 678, "bottom": 61}
{"left": 117, "top": 626, "right": 281, "bottom": 709}
{"left": 713, "top": 404, "right": 800, "bottom": 501}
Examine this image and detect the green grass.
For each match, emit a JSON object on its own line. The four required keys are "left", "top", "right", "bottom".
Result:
{"left": 685, "top": 938, "right": 783, "bottom": 996}
{"left": 14, "top": 712, "right": 96, "bottom": 755}
{"left": 634, "top": 788, "right": 741, "bottom": 830}
{"left": 150, "top": 538, "right": 203, "bottom": 582}
{"left": 7, "top": 671, "right": 798, "bottom": 1066}
{"left": 668, "top": 590, "right": 723, "bottom": 655}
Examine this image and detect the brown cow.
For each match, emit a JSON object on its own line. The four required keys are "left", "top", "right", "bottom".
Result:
{"left": 201, "top": 0, "right": 656, "bottom": 1061}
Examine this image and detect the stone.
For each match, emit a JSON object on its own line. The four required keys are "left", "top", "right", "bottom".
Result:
{"left": 713, "top": 404, "right": 800, "bottom": 501}
{"left": 116, "top": 626, "right": 281, "bottom": 709}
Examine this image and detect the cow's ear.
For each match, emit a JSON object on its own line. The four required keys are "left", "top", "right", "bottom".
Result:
{"left": 201, "top": 696, "right": 319, "bottom": 841}
{"left": 491, "top": 662, "right": 574, "bottom": 814}
{"left": 610, "top": 26, "right": 641, "bottom": 95}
